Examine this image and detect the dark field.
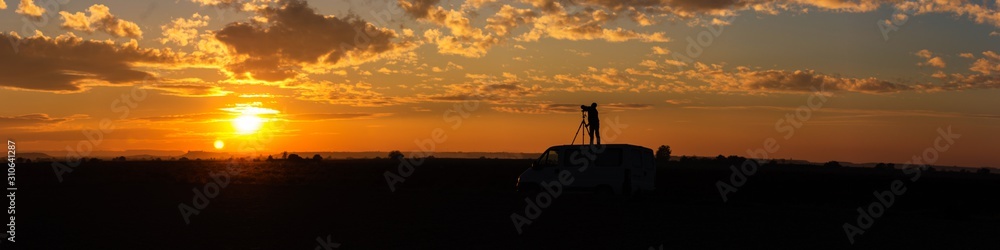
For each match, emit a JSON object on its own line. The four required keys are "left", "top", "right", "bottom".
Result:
{"left": 15, "top": 159, "right": 1000, "bottom": 249}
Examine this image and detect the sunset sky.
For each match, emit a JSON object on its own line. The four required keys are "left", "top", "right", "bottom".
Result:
{"left": 0, "top": 0, "right": 997, "bottom": 167}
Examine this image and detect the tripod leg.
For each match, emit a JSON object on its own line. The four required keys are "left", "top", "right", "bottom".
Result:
{"left": 572, "top": 121, "right": 585, "bottom": 145}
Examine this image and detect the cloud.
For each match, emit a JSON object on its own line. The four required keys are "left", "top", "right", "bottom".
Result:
{"left": 558, "top": 0, "right": 998, "bottom": 30}
{"left": 485, "top": 4, "right": 538, "bottom": 36}
{"left": 922, "top": 51, "right": 1000, "bottom": 91}
{"left": 431, "top": 61, "right": 464, "bottom": 72}
{"left": 398, "top": 0, "right": 439, "bottom": 18}
{"left": 59, "top": 4, "right": 143, "bottom": 38}
{"left": 899, "top": 0, "right": 1000, "bottom": 29}
{"left": 133, "top": 113, "right": 231, "bottom": 123}
{"left": 566, "top": 49, "right": 591, "bottom": 57}
{"left": 403, "top": 0, "right": 666, "bottom": 57}
{"left": 665, "top": 99, "right": 694, "bottom": 105}
{"left": 517, "top": 2, "right": 670, "bottom": 43}
{"left": 682, "top": 63, "right": 913, "bottom": 94}
{"left": 16, "top": 0, "right": 45, "bottom": 18}
{"left": 292, "top": 81, "right": 399, "bottom": 107}
{"left": 0, "top": 32, "right": 178, "bottom": 93}
{"left": 493, "top": 103, "right": 652, "bottom": 114}
{"left": 682, "top": 105, "right": 1000, "bottom": 121}
{"left": 929, "top": 73, "right": 1000, "bottom": 91}
{"left": 405, "top": 0, "right": 503, "bottom": 58}
{"left": 969, "top": 51, "right": 1000, "bottom": 75}
{"left": 0, "top": 113, "right": 88, "bottom": 128}
{"left": 214, "top": 0, "right": 415, "bottom": 81}
{"left": 651, "top": 46, "right": 670, "bottom": 55}
{"left": 678, "top": 60, "right": 1000, "bottom": 94}
{"left": 144, "top": 79, "right": 231, "bottom": 97}
{"left": 286, "top": 113, "right": 392, "bottom": 121}
{"left": 419, "top": 75, "right": 543, "bottom": 103}
{"left": 915, "top": 49, "right": 946, "bottom": 68}
{"left": 160, "top": 13, "right": 210, "bottom": 46}
{"left": 189, "top": 0, "right": 277, "bottom": 11}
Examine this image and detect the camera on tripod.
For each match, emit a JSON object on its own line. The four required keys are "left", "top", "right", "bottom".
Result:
{"left": 572, "top": 103, "right": 600, "bottom": 145}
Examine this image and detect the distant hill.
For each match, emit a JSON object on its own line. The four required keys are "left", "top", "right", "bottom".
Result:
{"left": 178, "top": 151, "right": 233, "bottom": 160}
{"left": 37, "top": 150, "right": 185, "bottom": 159}
{"left": 14, "top": 152, "right": 54, "bottom": 160}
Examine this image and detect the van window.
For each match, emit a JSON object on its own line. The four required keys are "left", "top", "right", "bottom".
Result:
{"left": 595, "top": 148, "right": 622, "bottom": 167}
{"left": 540, "top": 149, "right": 560, "bottom": 167}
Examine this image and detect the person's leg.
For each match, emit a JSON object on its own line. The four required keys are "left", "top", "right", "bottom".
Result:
{"left": 594, "top": 124, "right": 601, "bottom": 145}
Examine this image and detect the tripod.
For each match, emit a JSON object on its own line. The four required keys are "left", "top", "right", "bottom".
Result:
{"left": 571, "top": 110, "right": 590, "bottom": 145}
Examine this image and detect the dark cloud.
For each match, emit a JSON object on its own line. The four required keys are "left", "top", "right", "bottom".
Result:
{"left": 0, "top": 113, "right": 88, "bottom": 128}
{"left": 0, "top": 32, "right": 176, "bottom": 92}
{"left": 214, "top": 0, "right": 411, "bottom": 81}
{"left": 398, "top": 0, "right": 440, "bottom": 18}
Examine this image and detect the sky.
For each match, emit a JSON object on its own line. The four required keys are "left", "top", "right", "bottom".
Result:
{"left": 0, "top": 0, "right": 998, "bottom": 167}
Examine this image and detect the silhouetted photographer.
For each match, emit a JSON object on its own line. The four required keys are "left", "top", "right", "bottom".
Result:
{"left": 581, "top": 103, "right": 600, "bottom": 145}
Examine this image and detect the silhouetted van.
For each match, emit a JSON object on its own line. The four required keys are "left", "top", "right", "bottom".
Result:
{"left": 516, "top": 144, "right": 655, "bottom": 195}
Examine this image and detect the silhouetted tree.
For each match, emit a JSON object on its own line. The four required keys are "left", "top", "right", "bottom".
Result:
{"left": 726, "top": 155, "right": 746, "bottom": 165}
{"left": 178, "top": 157, "right": 189, "bottom": 161}
{"left": 388, "top": 150, "right": 404, "bottom": 161}
{"left": 281, "top": 151, "right": 288, "bottom": 160}
{"left": 875, "top": 163, "right": 886, "bottom": 169}
{"left": 656, "top": 145, "right": 671, "bottom": 164}
{"left": 823, "top": 161, "right": 842, "bottom": 168}
{"left": 887, "top": 163, "right": 895, "bottom": 169}
{"left": 977, "top": 167, "right": 991, "bottom": 175}
{"left": 312, "top": 154, "right": 323, "bottom": 161}
{"left": 287, "top": 154, "right": 303, "bottom": 161}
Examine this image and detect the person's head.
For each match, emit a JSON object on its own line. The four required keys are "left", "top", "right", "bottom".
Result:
{"left": 591, "top": 102, "right": 597, "bottom": 108}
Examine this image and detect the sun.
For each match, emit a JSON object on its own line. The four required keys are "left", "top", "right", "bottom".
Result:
{"left": 214, "top": 140, "right": 225, "bottom": 149}
{"left": 233, "top": 113, "right": 265, "bottom": 134}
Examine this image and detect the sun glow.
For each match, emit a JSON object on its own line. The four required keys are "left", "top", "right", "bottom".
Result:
{"left": 233, "top": 114, "right": 265, "bottom": 134}
{"left": 214, "top": 140, "right": 225, "bottom": 149}
{"left": 223, "top": 102, "right": 278, "bottom": 135}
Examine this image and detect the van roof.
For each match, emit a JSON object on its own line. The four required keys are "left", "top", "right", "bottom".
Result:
{"left": 548, "top": 144, "right": 650, "bottom": 150}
